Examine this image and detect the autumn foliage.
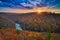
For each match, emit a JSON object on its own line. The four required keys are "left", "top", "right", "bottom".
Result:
{"left": 0, "top": 28, "right": 44, "bottom": 40}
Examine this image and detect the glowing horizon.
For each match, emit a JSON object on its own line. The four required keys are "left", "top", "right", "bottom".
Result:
{"left": 0, "top": 7, "right": 60, "bottom": 14}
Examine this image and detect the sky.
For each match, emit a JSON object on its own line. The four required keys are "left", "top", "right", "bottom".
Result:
{"left": 0, "top": 0, "right": 60, "bottom": 13}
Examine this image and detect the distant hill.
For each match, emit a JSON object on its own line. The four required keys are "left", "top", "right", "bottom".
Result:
{"left": 0, "top": 16, "right": 15, "bottom": 29}
{"left": 0, "top": 12, "right": 60, "bottom": 32}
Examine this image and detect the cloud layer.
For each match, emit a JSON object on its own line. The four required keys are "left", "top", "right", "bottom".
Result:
{"left": 0, "top": 0, "right": 60, "bottom": 9}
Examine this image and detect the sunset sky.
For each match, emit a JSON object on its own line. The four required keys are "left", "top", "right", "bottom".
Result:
{"left": 0, "top": 0, "right": 60, "bottom": 13}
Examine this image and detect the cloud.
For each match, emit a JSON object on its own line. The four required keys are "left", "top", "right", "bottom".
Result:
{"left": 21, "top": 3, "right": 34, "bottom": 7}
{"left": 28, "top": 0, "right": 41, "bottom": 6}
{"left": 0, "top": 0, "right": 34, "bottom": 9}
{"left": 0, "top": 0, "right": 60, "bottom": 9}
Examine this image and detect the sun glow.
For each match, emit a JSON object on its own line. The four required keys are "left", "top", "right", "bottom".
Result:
{"left": 36, "top": 10, "right": 42, "bottom": 14}
{"left": 33, "top": 7, "right": 60, "bottom": 14}
{"left": 37, "top": 10, "right": 42, "bottom": 13}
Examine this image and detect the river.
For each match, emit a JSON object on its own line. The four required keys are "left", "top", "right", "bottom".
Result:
{"left": 15, "top": 23, "right": 22, "bottom": 30}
